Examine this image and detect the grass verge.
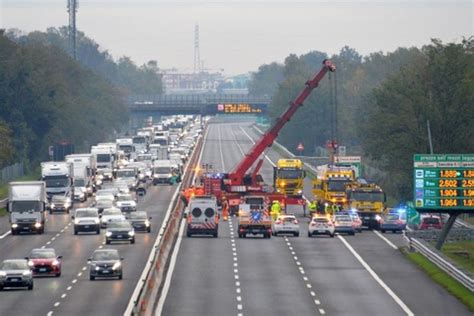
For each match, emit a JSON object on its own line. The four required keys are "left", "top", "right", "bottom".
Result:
{"left": 0, "top": 208, "right": 6, "bottom": 217}
{"left": 401, "top": 248, "right": 474, "bottom": 311}
{"left": 442, "top": 241, "right": 474, "bottom": 275}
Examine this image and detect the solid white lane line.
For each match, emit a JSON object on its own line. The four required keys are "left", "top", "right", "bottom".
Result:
{"left": 155, "top": 219, "right": 186, "bottom": 315}
{"left": 338, "top": 235, "right": 414, "bottom": 316}
{"left": 373, "top": 230, "right": 398, "bottom": 250}
{"left": 0, "top": 231, "right": 11, "bottom": 239}
{"left": 217, "top": 125, "right": 226, "bottom": 171}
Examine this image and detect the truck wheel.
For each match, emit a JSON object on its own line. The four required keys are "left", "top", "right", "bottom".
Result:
{"left": 38, "top": 228, "right": 44, "bottom": 234}
{"left": 213, "top": 232, "right": 218, "bottom": 238}
{"left": 308, "top": 232, "right": 311, "bottom": 238}
{"left": 392, "top": 230, "right": 397, "bottom": 234}
{"left": 106, "top": 239, "right": 111, "bottom": 245}
{"left": 28, "top": 283, "right": 34, "bottom": 290}
{"left": 349, "top": 232, "right": 355, "bottom": 236}
{"left": 330, "top": 233, "right": 335, "bottom": 238}
{"left": 74, "top": 229, "right": 78, "bottom": 235}
{"left": 11, "top": 229, "right": 16, "bottom": 235}
{"left": 49, "top": 210, "right": 53, "bottom": 215}
{"left": 131, "top": 238, "right": 135, "bottom": 244}
{"left": 90, "top": 275, "right": 95, "bottom": 281}
{"left": 294, "top": 232, "right": 299, "bottom": 237}
{"left": 186, "top": 231, "right": 191, "bottom": 237}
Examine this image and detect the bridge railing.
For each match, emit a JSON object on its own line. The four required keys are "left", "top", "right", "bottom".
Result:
{"left": 127, "top": 94, "right": 271, "bottom": 106}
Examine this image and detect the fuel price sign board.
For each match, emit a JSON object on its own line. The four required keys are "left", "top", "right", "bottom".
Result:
{"left": 413, "top": 154, "right": 474, "bottom": 212}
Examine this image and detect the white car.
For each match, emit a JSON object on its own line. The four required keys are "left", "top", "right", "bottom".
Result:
{"left": 272, "top": 214, "right": 300, "bottom": 237}
{"left": 116, "top": 194, "right": 137, "bottom": 213}
{"left": 308, "top": 215, "right": 335, "bottom": 237}
{"left": 73, "top": 208, "right": 100, "bottom": 235}
{"left": 100, "top": 208, "right": 126, "bottom": 228}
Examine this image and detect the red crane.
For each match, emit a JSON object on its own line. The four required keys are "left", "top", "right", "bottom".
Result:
{"left": 226, "top": 59, "right": 336, "bottom": 189}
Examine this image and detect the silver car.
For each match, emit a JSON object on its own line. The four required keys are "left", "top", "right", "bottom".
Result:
{"left": 0, "top": 259, "right": 34, "bottom": 290}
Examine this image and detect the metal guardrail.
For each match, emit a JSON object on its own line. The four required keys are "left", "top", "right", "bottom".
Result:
{"left": 405, "top": 234, "right": 474, "bottom": 292}
{"left": 0, "top": 198, "right": 7, "bottom": 209}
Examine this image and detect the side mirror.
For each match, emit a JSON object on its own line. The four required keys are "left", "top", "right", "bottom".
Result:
{"left": 57, "top": 256, "right": 63, "bottom": 259}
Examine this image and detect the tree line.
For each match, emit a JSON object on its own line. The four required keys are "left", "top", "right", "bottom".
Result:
{"left": 248, "top": 39, "right": 473, "bottom": 201}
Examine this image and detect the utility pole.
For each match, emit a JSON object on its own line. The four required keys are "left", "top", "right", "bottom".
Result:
{"left": 67, "top": 0, "right": 78, "bottom": 60}
{"left": 194, "top": 23, "right": 201, "bottom": 74}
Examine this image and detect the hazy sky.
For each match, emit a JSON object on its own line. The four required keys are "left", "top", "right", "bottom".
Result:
{"left": 1, "top": 1, "right": 472, "bottom": 74}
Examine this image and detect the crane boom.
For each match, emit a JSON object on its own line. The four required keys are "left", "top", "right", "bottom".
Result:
{"left": 228, "top": 59, "right": 336, "bottom": 185}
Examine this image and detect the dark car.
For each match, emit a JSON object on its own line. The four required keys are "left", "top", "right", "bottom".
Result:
{"left": 105, "top": 221, "right": 135, "bottom": 244}
{"left": 88, "top": 249, "right": 123, "bottom": 280}
{"left": 26, "top": 248, "right": 62, "bottom": 277}
{"left": 49, "top": 195, "right": 72, "bottom": 214}
{"left": 0, "top": 259, "right": 34, "bottom": 290}
{"left": 127, "top": 211, "right": 152, "bottom": 233}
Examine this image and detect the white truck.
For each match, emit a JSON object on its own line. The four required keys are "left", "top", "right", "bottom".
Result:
{"left": 8, "top": 181, "right": 47, "bottom": 234}
{"left": 91, "top": 145, "right": 115, "bottom": 170}
{"left": 116, "top": 138, "right": 135, "bottom": 158}
{"left": 40, "top": 161, "right": 74, "bottom": 200}
{"left": 66, "top": 153, "right": 96, "bottom": 200}
{"left": 152, "top": 160, "right": 175, "bottom": 185}
{"left": 149, "top": 144, "right": 168, "bottom": 160}
{"left": 132, "top": 135, "right": 148, "bottom": 153}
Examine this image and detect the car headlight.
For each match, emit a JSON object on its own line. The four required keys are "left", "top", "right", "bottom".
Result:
{"left": 167, "top": 173, "right": 173, "bottom": 177}
{"left": 139, "top": 174, "right": 145, "bottom": 179}
{"left": 128, "top": 230, "right": 135, "bottom": 236}
{"left": 375, "top": 215, "right": 382, "bottom": 221}
{"left": 50, "top": 203, "right": 55, "bottom": 208}
{"left": 64, "top": 203, "right": 70, "bottom": 208}
{"left": 34, "top": 222, "right": 42, "bottom": 228}
{"left": 96, "top": 180, "right": 102, "bottom": 186}
{"left": 106, "top": 231, "right": 112, "bottom": 237}
{"left": 11, "top": 223, "right": 18, "bottom": 228}
{"left": 95, "top": 266, "right": 100, "bottom": 271}
{"left": 153, "top": 174, "right": 159, "bottom": 178}
{"left": 28, "top": 261, "right": 34, "bottom": 267}
{"left": 94, "top": 218, "right": 100, "bottom": 224}
{"left": 22, "top": 270, "right": 31, "bottom": 276}
{"left": 52, "top": 260, "right": 60, "bottom": 266}
{"left": 145, "top": 220, "right": 150, "bottom": 227}
{"left": 112, "top": 262, "right": 121, "bottom": 270}
{"left": 297, "top": 189, "right": 303, "bottom": 194}
{"left": 0, "top": 271, "right": 6, "bottom": 277}
{"left": 97, "top": 175, "right": 104, "bottom": 180}
{"left": 74, "top": 219, "right": 80, "bottom": 225}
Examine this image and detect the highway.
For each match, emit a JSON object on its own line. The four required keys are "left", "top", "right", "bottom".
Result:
{"left": 0, "top": 182, "right": 179, "bottom": 315}
{"left": 160, "top": 121, "right": 471, "bottom": 316}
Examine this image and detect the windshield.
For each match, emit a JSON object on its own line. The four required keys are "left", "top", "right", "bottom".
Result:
{"left": 153, "top": 139, "right": 168, "bottom": 145}
{"left": 137, "top": 155, "right": 152, "bottom": 161}
{"left": 74, "top": 179, "right": 85, "bottom": 186}
{"left": 96, "top": 154, "right": 111, "bottom": 163}
{"left": 117, "top": 195, "right": 133, "bottom": 201}
{"left": 116, "top": 170, "right": 135, "bottom": 178}
{"left": 92, "top": 251, "right": 119, "bottom": 261}
{"left": 51, "top": 195, "right": 66, "bottom": 202}
{"left": 277, "top": 169, "right": 303, "bottom": 179}
{"left": 108, "top": 221, "right": 131, "bottom": 229}
{"left": 11, "top": 201, "right": 42, "bottom": 213}
{"left": 119, "top": 145, "right": 133, "bottom": 153}
{"left": 96, "top": 200, "right": 113, "bottom": 206}
{"left": 1, "top": 261, "right": 28, "bottom": 270}
{"left": 335, "top": 215, "right": 352, "bottom": 221}
{"left": 44, "top": 176, "right": 69, "bottom": 188}
{"left": 129, "top": 212, "right": 147, "bottom": 219}
{"left": 103, "top": 209, "right": 122, "bottom": 216}
{"left": 313, "top": 218, "right": 329, "bottom": 223}
{"left": 29, "top": 250, "right": 55, "bottom": 259}
{"left": 154, "top": 167, "right": 171, "bottom": 173}
{"left": 133, "top": 137, "right": 146, "bottom": 144}
{"left": 385, "top": 214, "right": 400, "bottom": 221}
{"left": 350, "top": 192, "right": 385, "bottom": 202}
{"left": 76, "top": 210, "right": 98, "bottom": 217}
{"left": 328, "top": 179, "right": 350, "bottom": 192}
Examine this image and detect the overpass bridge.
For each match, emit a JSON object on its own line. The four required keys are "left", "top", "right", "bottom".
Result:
{"left": 127, "top": 93, "right": 271, "bottom": 128}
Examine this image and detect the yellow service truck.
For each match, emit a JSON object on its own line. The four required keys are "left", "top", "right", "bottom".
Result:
{"left": 312, "top": 165, "right": 355, "bottom": 208}
{"left": 273, "top": 159, "right": 306, "bottom": 197}
{"left": 345, "top": 179, "right": 386, "bottom": 229}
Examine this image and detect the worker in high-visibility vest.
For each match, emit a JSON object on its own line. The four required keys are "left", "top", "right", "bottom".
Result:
{"left": 221, "top": 196, "right": 229, "bottom": 221}
{"left": 308, "top": 200, "right": 318, "bottom": 217}
{"left": 324, "top": 202, "right": 331, "bottom": 215}
{"left": 270, "top": 200, "right": 281, "bottom": 221}
{"left": 332, "top": 203, "right": 340, "bottom": 214}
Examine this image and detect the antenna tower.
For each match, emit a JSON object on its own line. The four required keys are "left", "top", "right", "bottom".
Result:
{"left": 67, "top": 0, "right": 78, "bottom": 59}
{"left": 194, "top": 23, "right": 201, "bottom": 73}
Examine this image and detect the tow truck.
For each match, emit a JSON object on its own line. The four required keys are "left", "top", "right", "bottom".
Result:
{"left": 187, "top": 60, "right": 336, "bottom": 235}
{"left": 346, "top": 178, "right": 386, "bottom": 229}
